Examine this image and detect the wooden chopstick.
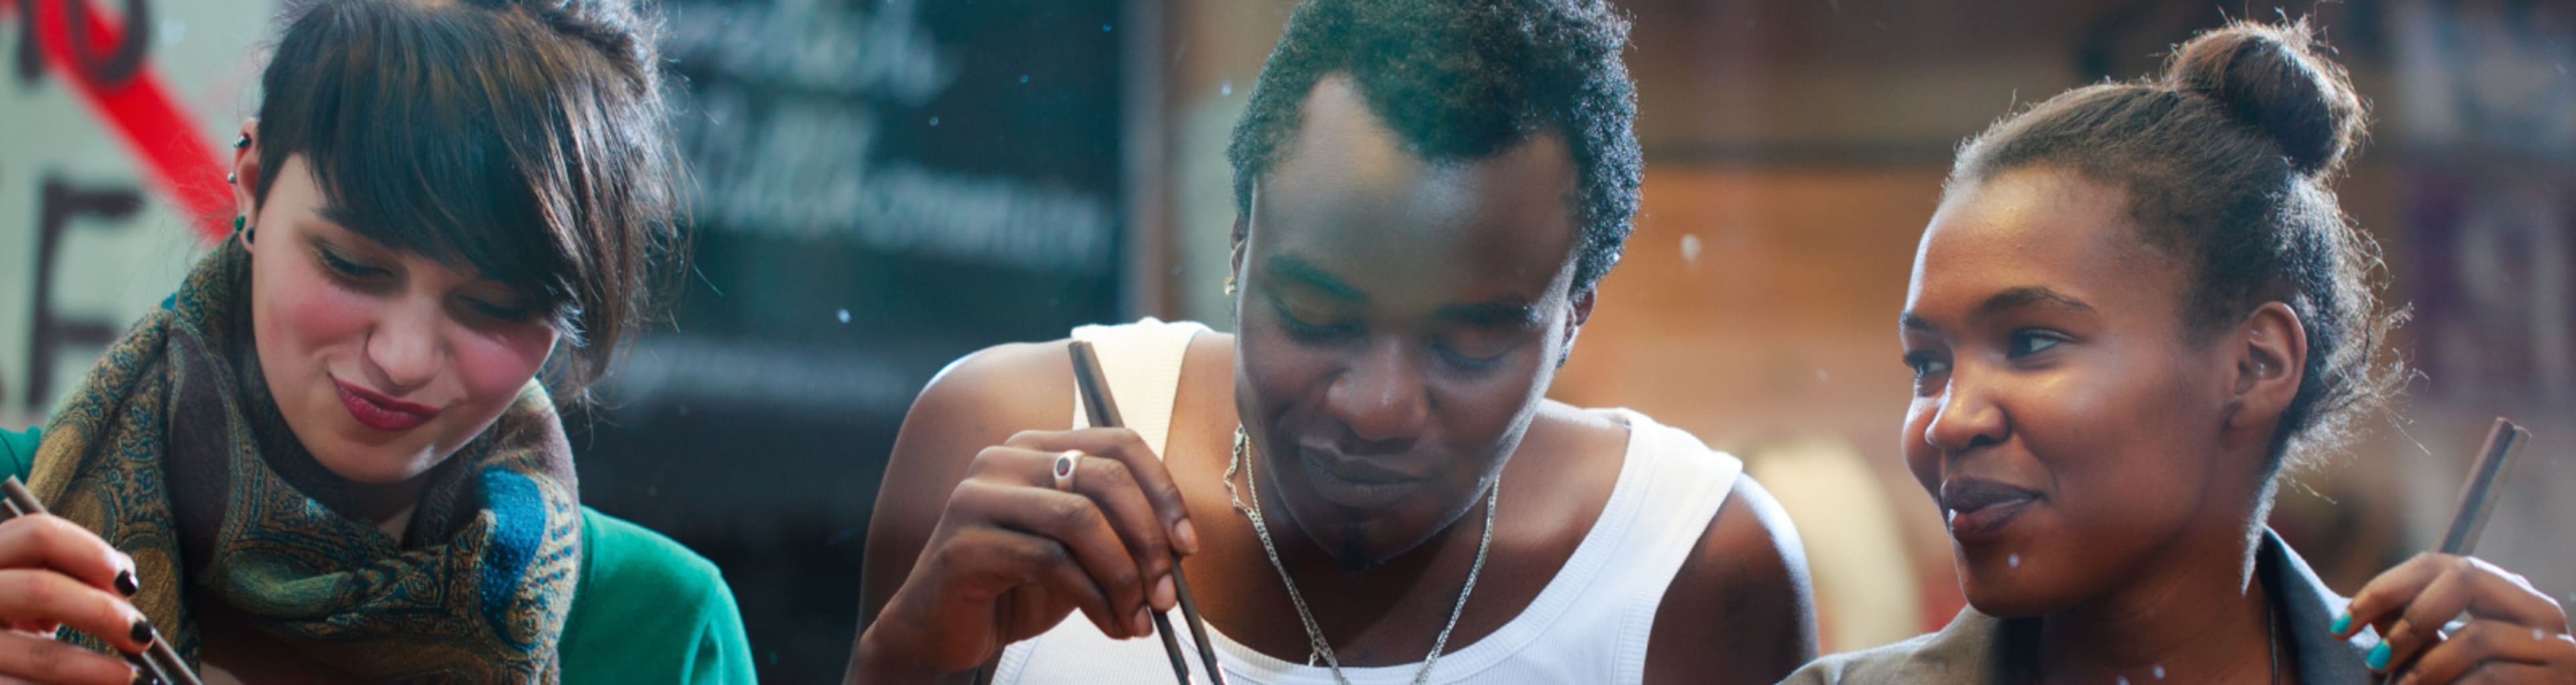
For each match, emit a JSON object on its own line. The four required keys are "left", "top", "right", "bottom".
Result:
{"left": 0, "top": 478, "right": 203, "bottom": 685}
{"left": 2435, "top": 418, "right": 2528, "bottom": 556}
{"left": 1069, "top": 341, "right": 1228, "bottom": 685}
{"left": 2375, "top": 418, "right": 2530, "bottom": 684}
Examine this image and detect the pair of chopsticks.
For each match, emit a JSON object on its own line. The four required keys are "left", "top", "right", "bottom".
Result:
{"left": 1068, "top": 341, "right": 1228, "bottom": 685}
{"left": 2370, "top": 418, "right": 2530, "bottom": 684}
{"left": 0, "top": 478, "right": 205, "bottom": 685}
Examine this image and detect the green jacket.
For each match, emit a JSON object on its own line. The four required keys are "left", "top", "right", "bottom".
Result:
{"left": 0, "top": 426, "right": 757, "bottom": 684}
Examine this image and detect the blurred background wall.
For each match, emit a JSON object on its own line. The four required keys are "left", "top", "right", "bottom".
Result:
{"left": 3, "top": 0, "right": 2569, "bottom": 680}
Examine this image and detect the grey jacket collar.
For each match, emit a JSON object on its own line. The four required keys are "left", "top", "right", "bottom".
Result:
{"left": 1789, "top": 528, "right": 2377, "bottom": 684}
{"left": 2259, "top": 527, "right": 2377, "bottom": 684}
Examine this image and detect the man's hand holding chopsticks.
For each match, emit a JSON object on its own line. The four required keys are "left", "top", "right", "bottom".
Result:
{"left": 853, "top": 427, "right": 1200, "bottom": 682}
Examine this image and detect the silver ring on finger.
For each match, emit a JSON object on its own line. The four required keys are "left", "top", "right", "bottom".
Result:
{"left": 1053, "top": 450, "right": 1083, "bottom": 492}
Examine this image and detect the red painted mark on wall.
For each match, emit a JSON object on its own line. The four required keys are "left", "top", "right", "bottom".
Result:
{"left": 16, "top": 0, "right": 228, "bottom": 241}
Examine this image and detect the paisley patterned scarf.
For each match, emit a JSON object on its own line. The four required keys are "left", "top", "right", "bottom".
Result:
{"left": 26, "top": 240, "right": 582, "bottom": 682}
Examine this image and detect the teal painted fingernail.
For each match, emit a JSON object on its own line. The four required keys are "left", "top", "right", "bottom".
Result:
{"left": 2365, "top": 642, "right": 2390, "bottom": 670}
{"left": 2331, "top": 613, "right": 2351, "bottom": 634}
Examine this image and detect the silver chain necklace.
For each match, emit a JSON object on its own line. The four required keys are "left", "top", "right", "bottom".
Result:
{"left": 1222, "top": 427, "right": 1497, "bottom": 685}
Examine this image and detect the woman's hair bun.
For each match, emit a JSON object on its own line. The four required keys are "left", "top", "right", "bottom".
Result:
{"left": 2164, "top": 19, "right": 2366, "bottom": 177}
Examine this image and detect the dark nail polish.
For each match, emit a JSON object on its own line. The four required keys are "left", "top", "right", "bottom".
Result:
{"left": 115, "top": 569, "right": 140, "bottom": 596}
{"left": 131, "top": 672, "right": 161, "bottom": 685}
{"left": 129, "top": 619, "right": 154, "bottom": 646}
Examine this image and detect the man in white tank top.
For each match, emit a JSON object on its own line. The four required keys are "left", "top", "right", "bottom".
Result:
{"left": 847, "top": 1, "right": 1817, "bottom": 682}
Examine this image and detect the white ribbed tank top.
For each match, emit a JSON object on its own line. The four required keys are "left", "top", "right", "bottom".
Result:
{"left": 992, "top": 319, "right": 1743, "bottom": 684}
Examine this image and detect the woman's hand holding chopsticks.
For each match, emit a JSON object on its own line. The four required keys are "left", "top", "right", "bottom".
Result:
{"left": 854, "top": 427, "right": 1201, "bottom": 682}
{"left": 2333, "top": 552, "right": 2575, "bottom": 684}
{"left": 0, "top": 514, "right": 162, "bottom": 684}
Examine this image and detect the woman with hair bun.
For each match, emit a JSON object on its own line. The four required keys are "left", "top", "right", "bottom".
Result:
{"left": 1792, "top": 19, "right": 2573, "bottom": 684}
{"left": 0, "top": 0, "right": 753, "bottom": 682}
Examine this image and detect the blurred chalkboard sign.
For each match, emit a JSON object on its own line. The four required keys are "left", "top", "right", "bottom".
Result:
{"left": 570, "top": 0, "right": 1128, "bottom": 678}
